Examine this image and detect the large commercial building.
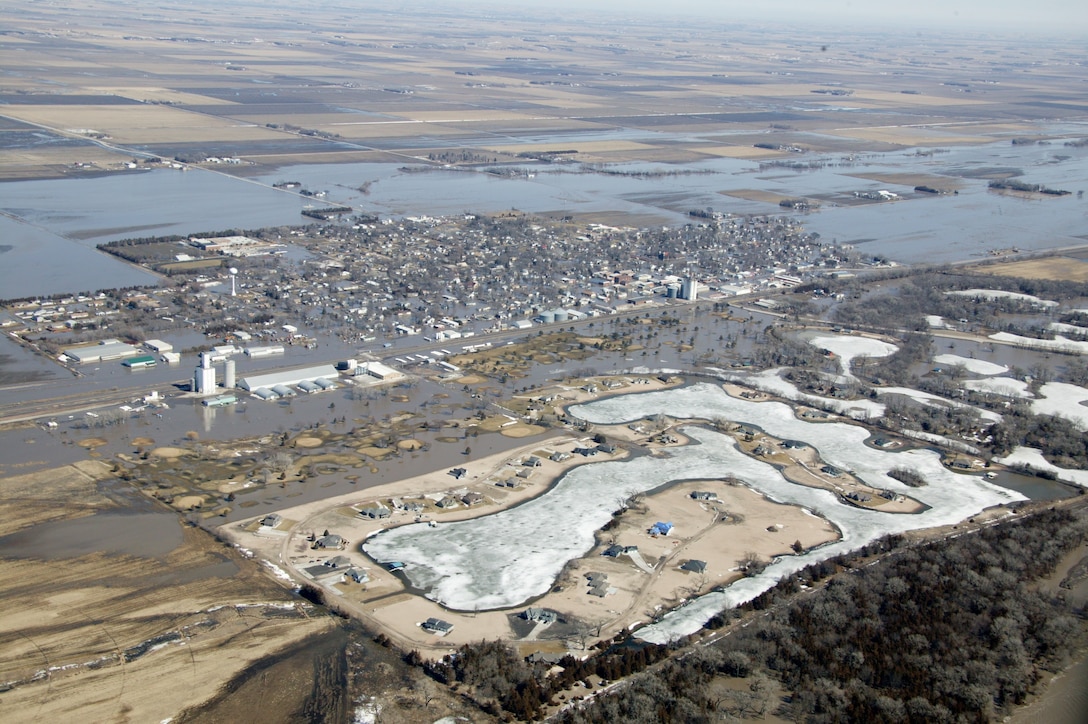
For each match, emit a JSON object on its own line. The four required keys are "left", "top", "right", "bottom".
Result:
{"left": 238, "top": 365, "right": 340, "bottom": 398}
{"left": 66, "top": 340, "right": 141, "bottom": 364}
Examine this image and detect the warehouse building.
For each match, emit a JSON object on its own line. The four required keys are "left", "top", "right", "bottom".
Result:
{"left": 66, "top": 340, "right": 141, "bottom": 364}
{"left": 238, "top": 365, "right": 340, "bottom": 395}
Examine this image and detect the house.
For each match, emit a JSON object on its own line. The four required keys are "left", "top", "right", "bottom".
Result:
{"left": 523, "top": 456, "right": 542, "bottom": 467}
{"left": 522, "top": 608, "right": 558, "bottom": 625}
{"left": 358, "top": 506, "right": 391, "bottom": 519}
{"left": 260, "top": 513, "right": 283, "bottom": 528}
{"left": 781, "top": 440, "right": 806, "bottom": 450}
{"left": 690, "top": 491, "right": 717, "bottom": 501}
{"left": 461, "top": 492, "right": 485, "bottom": 506}
{"left": 448, "top": 467, "right": 467, "bottom": 479}
{"left": 422, "top": 618, "right": 454, "bottom": 635}
{"left": 324, "top": 555, "right": 351, "bottom": 568}
{"left": 596, "top": 443, "right": 617, "bottom": 454}
{"left": 680, "top": 560, "right": 707, "bottom": 574}
{"left": 586, "top": 572, "right": 612, "bottom": 597}
{"left": 347, "top": 569, "right": 369, "bottom": 584}
{"left": 384, "top": 561, "right": 407, "bottom": 572}
{"left": 516, "top": 468, "right": 535, "bottom": 480}
{"left": 315, "top": 534, "right": 345, "bottom": 549}
{"left": 603, "top": 544, "right": 638, "bottom": 557}
{"left": 550, "top": 451, "right": 570, "bottom": 463}
{"left": 821, "top": 465, "right": 841, "bottom": 477}
{"left": 649, "top": 522, "right": 673, "bottom": 537}
{"left": 436, "top": 495, "right": 460, "bottom": 509}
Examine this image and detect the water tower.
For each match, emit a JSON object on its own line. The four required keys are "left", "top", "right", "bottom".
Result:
{"left": 229, "top": 267, "right": 238, "bottom": 297}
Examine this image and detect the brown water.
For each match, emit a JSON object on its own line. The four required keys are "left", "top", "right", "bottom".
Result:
{"left": 0, "top": 511, "right": 183, "bottom": 558}
{"left": 1009, "top": 653, "right": 1088, "bottom": 724}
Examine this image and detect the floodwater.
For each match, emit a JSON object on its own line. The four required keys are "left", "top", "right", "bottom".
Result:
{"left": 2, "top": 130, "right": 1087, "bottom": 299}
{"left": 0, "top": 168, "right": 309, "bottom": 299}
{"left": 0, "top": 511, "right": 183, "bottom": 558}
{"left": 0, "top": 214, "right": 160, "bottom": 300}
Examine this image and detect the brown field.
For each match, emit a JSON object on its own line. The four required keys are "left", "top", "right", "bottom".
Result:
{"left": 848, "top": 172, "right": 966, "bottom": 190}
{"left": 720, "top": 188, "right": 796, "bottom": 204}
{"left": 701, "top": 145, "right": 790, "bottom": 159}
{"left": 483, "top": 139, "right": 657, "bottom": 155}
{"left": 0, "top": 461, "right": 329, "bottom": 723}
{"left": 963, "top": 256, "right": 1088, "bottom": 283}
{"left": 89, "top": 87, "right": 241, "bottom": 105}
{"left": 0, "top": 105, "right": 288, "bottom": 145}
{"left": 0, "top": 0, "right": 1082, "bottom": 182}
{"left": 0, "top": 145, "right": 134, "bottom": 180}
{"left": 824, "top": 126, "right": 994, "bottom": 146}
{"left": 581, "top": 147, "right": 717, "bottom": 164}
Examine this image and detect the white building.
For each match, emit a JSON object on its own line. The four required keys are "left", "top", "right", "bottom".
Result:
{"left": 239, "top": 365, "right": 340, "bottom": 394}
{"left": 67, "top": 340, "right": 141, "bottom": 364}
{"left": 363, "top": 361, "right": 398, "bottom": 380}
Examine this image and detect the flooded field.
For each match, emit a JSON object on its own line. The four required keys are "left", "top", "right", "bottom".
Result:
{"left": 2, "top": 130, "right": 1087, "bottom": 300}
{"left": 0, "top": 510, "right": 183, "bottom": 558}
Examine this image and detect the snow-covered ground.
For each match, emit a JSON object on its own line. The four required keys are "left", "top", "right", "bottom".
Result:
{"left": 946, "top": 289, "right": 1058, "bottom": 307}
{"left": 809, "top": 334, "right": 898, "bottom": 378}
{"left": 994, "top": 447, "right": 1088, "bottom": 487}
{"left": 365, "top": 384, "right": 1024, "bottom": 640}
{"left": 1049, "top": 322, "right": 1088, "bottom": 336}
{"left": 1032, "top": 382, "right": 1088, "bottom": 430}
{"left": 964, "top": 377, "right": 1033, "bottom": 398}
{"left": 926, "top": 315, "right": 952, "bottom": 329}
{"left": 990, "top": 332, "right": 1088, "bottom": 354}
{"left": 737, "top": 368, "right": 886, "bottom": 420}
{"left": 899, "top": 430, "right": 982, "bottom": 455}
{"left": 876, "top": 386, "right": 1002, "bottom": 423}
{"left": 933, "top": 353, "right": 1008, "bottom": 376}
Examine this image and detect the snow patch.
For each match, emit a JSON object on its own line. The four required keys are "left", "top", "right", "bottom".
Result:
{"left": 1048, "top": 322, "right": 1088, "bottom": 336}
{"left": 994, "top": 447, "right": 1088, "bottom": 487}
{"left": 261, "top": 561, "right": 293, "bottom": 582}
{"left": 964, "top": 377, "right": 1033, "bottom": 398}
{"left": 876, "top": 386, "right": 1002, "bottom": 422}
{"left": 1032, "top": 382, "right": 1088, "bottom": 430}
{"left": 809, "top": 334, "right": 898, "bottom": 378}
{"left": 946, "top": 289, "right": 1058, "bottom": 307}
{"left": 990, "top": 332, "right": 1088, "bottom": 355}
{"left": 742, "top": 368, "right": 886, "bottom": 419}
{"left": 933, "top": 354, "right": 1008, "bottom": 376}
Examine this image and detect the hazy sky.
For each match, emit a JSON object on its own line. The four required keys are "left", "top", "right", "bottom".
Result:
{"left": 462, "top": 0, "right": 1088, "bottom": 35}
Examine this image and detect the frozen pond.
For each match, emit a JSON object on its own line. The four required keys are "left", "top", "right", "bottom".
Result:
{"left": 362, "top": 383, "right": 1022, "bottom": 632}
{"left": 575, "top": 383, "right": 1024, "bottom": 643}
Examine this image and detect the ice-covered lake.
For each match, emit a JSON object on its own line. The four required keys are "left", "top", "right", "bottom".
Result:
{"left": 362, "top": 383, "right": 1022, "bottom": 640}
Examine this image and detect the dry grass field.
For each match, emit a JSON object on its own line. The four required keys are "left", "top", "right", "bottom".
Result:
{"left": 1, "top": 0, "right": 1083, "bottom": 178}
{"left": 848, "top": 172, "right": 966, "bottom": 190}
{"left": 0, "top": 461, "right": 329, "bottom": 724}
{"left": 963, "top": 256, "right": 1088, "bottom": 283}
